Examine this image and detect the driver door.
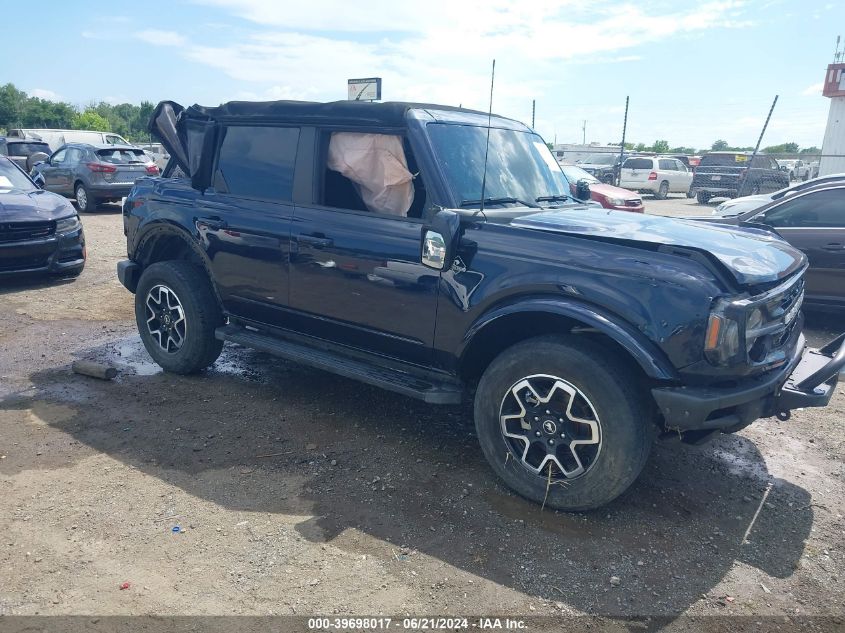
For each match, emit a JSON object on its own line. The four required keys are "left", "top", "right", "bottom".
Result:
{"left": 40, "top": 148, "right": 68, "bottom": 194}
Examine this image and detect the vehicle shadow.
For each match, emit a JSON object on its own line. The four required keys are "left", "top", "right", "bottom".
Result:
{"left": 0, "top": 273, "right": 79, "bottom": 294}
{"left": 3, "top": 338, "right": 813, "bottom": 617}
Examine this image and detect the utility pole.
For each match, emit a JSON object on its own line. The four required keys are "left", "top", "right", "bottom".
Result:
{"left": 618, "top": 96, "right": 629, "bottom": 187}
{"left": 582, "top": 120, "right": 586, "bottom": 145}
{"left": 531, "top": 100, "right": 535, "bottom": 129}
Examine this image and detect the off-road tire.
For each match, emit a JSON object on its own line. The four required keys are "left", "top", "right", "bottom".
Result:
{"left": 654, "top": 181, "right": 669, "bottom": 200}
{"left": 474, "top": 335, "right": 654, "bottom": 511}
{"left": 135, "top": 261, "right": 224, "bottom": 374}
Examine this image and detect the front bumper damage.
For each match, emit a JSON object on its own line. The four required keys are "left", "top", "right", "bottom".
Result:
{"left": 652, "top": 333, "right": 845, "bottom": 434}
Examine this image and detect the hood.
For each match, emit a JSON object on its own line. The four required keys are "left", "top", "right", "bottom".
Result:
{"left": 586, "top": 182, "right": 638, "bottom": 200}
{"left": 0, "top": 188, "right": 77, "bottom": 222}
{"left": 511, "top": 209, "right": 805, "bottom": 287}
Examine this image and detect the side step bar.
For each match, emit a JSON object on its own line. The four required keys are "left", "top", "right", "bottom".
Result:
{"left": 215, "top": 324, "right": 463, "bottom": 405}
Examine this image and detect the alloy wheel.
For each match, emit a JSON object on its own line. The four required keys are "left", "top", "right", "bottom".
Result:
{"left": 499, "top": 374, "right": 602, "bottom": 480}
{"left": 145, "top": 284, "right": 187, "bottom": 353}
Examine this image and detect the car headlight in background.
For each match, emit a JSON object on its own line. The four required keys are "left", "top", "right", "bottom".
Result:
{"left": 606, "top": 197, "right": 625, "bottom": 206}
{"left": 55, "top": 215, "right": 81, "bottom": 233}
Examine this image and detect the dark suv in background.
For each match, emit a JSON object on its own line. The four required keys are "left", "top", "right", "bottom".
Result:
{"left": 576, "top": 152, "right": 630, "bottom": 185}
{"left": 0, "top": 136, "right": 52, "bottom": 172}
{"left": 691, "top": 151, "right": 788, "bottom": 204}
{"left": 31, "top": 143, "right": 159, "bottom": 212}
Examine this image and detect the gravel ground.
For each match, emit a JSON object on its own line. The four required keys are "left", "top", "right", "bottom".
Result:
{"left": 1, "top": 205, "right": 843, "bottom": 627}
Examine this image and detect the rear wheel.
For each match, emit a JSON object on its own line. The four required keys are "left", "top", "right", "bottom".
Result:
{"left": 135, "top": 260, "right": 224, "bottom": 374}
{"left": 474, "top": 336, "right": 654, "bottom": 511}
{"left": 654, "top": 181, "right": 669, "bottom": 200}
{"left": 74, "top": 182, "right": 95, "bottom": 213}
{"left": 696, "top": 191, "right": 711, "bottom": 204}
{"left": 686, "top": 188, "right": 695, "bottom": 198}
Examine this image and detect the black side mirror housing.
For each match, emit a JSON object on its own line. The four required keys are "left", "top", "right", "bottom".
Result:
{"left": 575, "top": 179, "right": 592, "bottom": 201}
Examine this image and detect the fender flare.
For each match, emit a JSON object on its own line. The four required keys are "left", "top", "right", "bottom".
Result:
{"left": 460, "top": 296, "right": 679, "bottom": 381}
{"left": 133, "top": 221, "right": 224, "bottom": 308}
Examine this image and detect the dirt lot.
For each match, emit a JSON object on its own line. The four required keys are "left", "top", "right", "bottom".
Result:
{"left": 1, "top": 204, "right": 844, "bottom": 626}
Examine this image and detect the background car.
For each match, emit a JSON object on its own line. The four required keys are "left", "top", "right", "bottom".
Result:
{"left": 576, "top": 152, "right": 630, "bottom": 184}
{"left": 0, "top": 156, "right": 85, "bottom": 277}
{"left": 691, "top": 151, "right": 788, "bottom": 204}
{"left": 31, "top": 143, "right": 159, "bottom": 212}
{"left": 7, "top": 128, "right": 131, "bottom": 151}
{"left": 618, "top": 156, "right": 693, "bottom": 199}
{"left": 712, "top": 173, "right": 845, "bottom": 217}
{"left": 702, "top": 182, "right": 845, "bottom": 309}
{"left": 0, "top": 136, "right": 52, "bottom": 171}
{"left": 560, "top": 164, "right": 644, "bottom": 212}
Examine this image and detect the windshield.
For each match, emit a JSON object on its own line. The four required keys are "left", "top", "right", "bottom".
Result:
{"left": 560, "top": 164, "right": 598, "bottom": 184}
{"left": 426, "top": 124, "right": 569, "bottom": 206}
{"left": 582, "top": 154, "right": 616, "bottom": 165}
{"left": 0, "top": 158, "right": 37, "bottom": 192}
{"left": 6, "top": 142, "right": 50, "bottom": 157}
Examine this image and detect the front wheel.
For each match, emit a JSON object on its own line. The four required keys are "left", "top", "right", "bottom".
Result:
{"left": 474, "top": 336, "right": 654, "bottom": 511}
{"left": 135, "top": 260, "right": 224, "bottom": 374}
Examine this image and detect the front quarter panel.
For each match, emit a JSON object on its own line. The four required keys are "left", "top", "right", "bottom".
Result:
{"left": 434, "top": 222, "right": 725, "bottom": 377}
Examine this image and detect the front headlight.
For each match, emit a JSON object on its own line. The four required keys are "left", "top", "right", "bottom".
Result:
{"left": 606, "top": 197, "right": 625, "bottom": 206}
{"left": 745, "top": 308, "right": 764, "bottom": 353}
{"left": 55, "top": 215, "right": 81, "bottom": 233}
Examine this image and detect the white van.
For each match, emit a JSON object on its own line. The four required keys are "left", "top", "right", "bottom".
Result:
{"left": 619, "top": 156, "right": 693, "bottom": 199}
{"left": 7, "top": 128, "right": 131, "bottom": 152}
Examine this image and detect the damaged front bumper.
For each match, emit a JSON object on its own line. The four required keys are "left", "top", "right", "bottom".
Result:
{"left": 652, "top": 332, "right": 845, "bottom": 433}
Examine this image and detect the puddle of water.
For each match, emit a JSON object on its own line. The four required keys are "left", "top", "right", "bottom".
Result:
{"left": 109, "top": 336, "right": 268, "bottom": 382}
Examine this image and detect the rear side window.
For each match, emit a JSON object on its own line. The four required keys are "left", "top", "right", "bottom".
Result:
{"left": 97, "top": 149, "right": 147, "bottom": 164}
{"left": 623, "top": 158, "right": 653, "bottom": 170}
{"left": 214, "top": 126, "right": 300, "bottom": 201}
{"left": 658, "top": 159, "right": 676, "bottom": 170}
{"left": 762, "top": 189, "right": 845, "bottom": 228}
{"left": 7, "top": 142, "right": 50, "bottom": 156}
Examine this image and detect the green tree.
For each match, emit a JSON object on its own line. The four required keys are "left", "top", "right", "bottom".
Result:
{"left": 651, "top": 140, "right": 670, "bottom": 153}
{"left": 799, "top": 146, "right": 820, "bottom": 154}
{"left": 72, "top": 109, "right": 110, "bottom": 132}
{"left": 711, "top": 139, "right": 729, "bottom": 151}
{"left": 634, "top": 142, "right": 647, "bottom": 152}
{"left": 762, "top": 142, "right": 799, "bottom": 154}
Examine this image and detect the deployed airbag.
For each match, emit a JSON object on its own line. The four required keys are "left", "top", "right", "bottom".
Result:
{"left": 327, "top": 133, "right": 414, "bottom": 216}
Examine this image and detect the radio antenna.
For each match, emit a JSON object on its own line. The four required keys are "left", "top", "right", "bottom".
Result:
{"left": 478, "top": 59, "right": 496, "bottom": 218}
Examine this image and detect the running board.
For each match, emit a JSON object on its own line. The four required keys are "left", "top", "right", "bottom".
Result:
{"left": 215, "top": 325, "right": 462, "bottom": 405}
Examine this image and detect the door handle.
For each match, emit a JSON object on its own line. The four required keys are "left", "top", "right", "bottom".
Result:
{"left": 822, "top": 243, "right": 844, "bottom": 251}
{"left": 197, "top": 216, "right": 227, "bottom": 231}
{"left": 298, "top": 233, "right": 333, "bottom": 248}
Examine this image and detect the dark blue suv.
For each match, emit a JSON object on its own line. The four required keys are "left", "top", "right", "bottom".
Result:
{"left": 116, "top": 99, "right": 844, "bottom": 511}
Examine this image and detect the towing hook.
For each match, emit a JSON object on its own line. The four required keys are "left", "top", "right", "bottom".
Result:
{"left": 776, "top": 410, "right": 791, "bottom": 422}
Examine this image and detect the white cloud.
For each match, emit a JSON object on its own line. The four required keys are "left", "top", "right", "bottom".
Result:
{"left": 136, "top": 30, "right": 187, "bottom": 47}
{"left": 801, "top": 82, "right": 823, "bottom": 96}
{"left": 29, "top": 88, "right": 61, "bottom": 101}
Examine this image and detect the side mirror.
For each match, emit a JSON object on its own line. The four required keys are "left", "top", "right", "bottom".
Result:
{"left": 422, "top": 209, "right": 460, "bottom": 270}
{"left": 575, "top": 179, "right": 592, "bottom": 200}
{"left": 32, "top": 172, "right": 45, "bottom": 188}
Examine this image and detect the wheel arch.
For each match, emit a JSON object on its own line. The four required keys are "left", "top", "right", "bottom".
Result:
{"left": 458, "top": 298, "right": 678, "bottom": 384}
{"left": 132, "top": 223, "right": 223, "bottom": 308}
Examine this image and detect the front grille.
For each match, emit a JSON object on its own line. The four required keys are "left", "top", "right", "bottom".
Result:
{"left": 0, "top": 254, "right": 49, "bottom": 271}
{"left": 0, "top": 221, "right": 55, "bottom": 243}
{"left": 624, "top": 199, "right": 641, "bottom": 207}
{"left": 746, "top": 275, "right": 804, "bottom": 363}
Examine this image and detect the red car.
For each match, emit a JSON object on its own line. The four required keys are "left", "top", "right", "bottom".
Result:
{"left": 561, "top": 164, "right": 644, "bottom": 212}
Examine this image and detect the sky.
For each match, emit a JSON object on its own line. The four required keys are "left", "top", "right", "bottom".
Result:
{"left": 2, "top": 0, "right": 843, "bottom": 150}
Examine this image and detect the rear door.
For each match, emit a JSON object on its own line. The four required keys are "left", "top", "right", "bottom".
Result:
{"left": 674, "top": 159, "right": 692, "bottom": 191}
{"left": 755, "top": 187, "right": 845, "bottom": 303}
{"left": 197, "top": 124, "right": 299, "bottom": 325}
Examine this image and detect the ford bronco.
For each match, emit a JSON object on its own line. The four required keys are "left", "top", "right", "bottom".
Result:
{"left": 117, "top": 99, "right": 844, "bottom": 510}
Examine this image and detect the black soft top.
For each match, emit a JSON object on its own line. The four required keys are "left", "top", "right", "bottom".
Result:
{"left": 182, "top": 99, "right": 510, "bottom": 127}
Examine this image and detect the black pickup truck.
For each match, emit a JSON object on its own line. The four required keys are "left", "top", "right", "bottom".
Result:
{"left": 117, "top": 99, "right": 844, "bottom": 511}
